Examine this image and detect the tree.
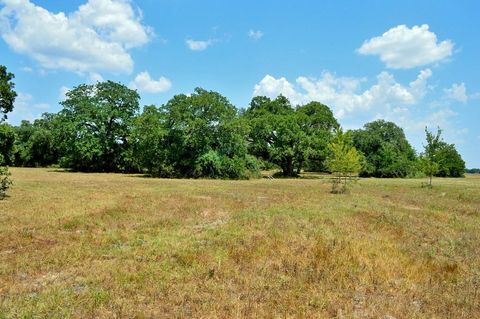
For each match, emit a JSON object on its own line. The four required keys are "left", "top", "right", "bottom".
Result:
{"left": 420, "top": 127, "right": 465, "bottom": 185}
{"left": 0, "top": 65, "right": 15, "bottom": 199}
{"left": 421, "top": 127, "right": 442, "bottom": 187}
{"left": 0, "top": 163, "right": 12, "bottom": 199}
{"left": 158, "top": 88, "right": 257, "bottom": 179}
{"left": 132, "top": 105, "right": 171, "bottom": 176}
{"left": 296, "top": 102, "right": 339, "bottom": 172}
{"left": 465, "top": 168, "right": 480, "bottom": 174}
{"left": 245, "top": 95, "right": 303, "bottom": 176}
{"left": 434, "top": 143, "right": 465, "bottom": 178}
{"left": 326, "top": 129, "right": 362, "bottom": 193}
{"left": 58, "top": 81, "right": 140, "bottom": 172}
{"left": 244, "top": 96, "right": 337, "bottom": 176}
{"left": 12, "top": 114, "right": 61, "bottom": 167}
{"left": 352, "top": 120, "right": 416, "bottom": 177}
{"left": 0, "top": 65, "right": 17, "bottom": 121}
{"left": 0, "top": 123, "right": 16, "bottom": 166}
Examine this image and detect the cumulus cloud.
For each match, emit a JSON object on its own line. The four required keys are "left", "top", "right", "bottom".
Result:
{"left": 59, "top": 86, "right": 70, "bottom": 101}
{"left": 358, "top": 24, "right": 453, "bottom": 69}
{"left": 253, "top": 69, "right": 432, "bottom": 119}
{"left": 0, "top": 0, "right": 152, "bottom": 75}
{"left": 7, "top": 92, "right": 49, "bottom": 123}
{"left": 185, "top": 38, "right": 213, "bottom": 51}
{"left": 129, "top": 71, "right": 171, "bottom": 93}
{"left": 248, "top": 29, "right": 264, "bottom": 40}
{"left": 443, "top": 83, "right": 468, "bottom": 103}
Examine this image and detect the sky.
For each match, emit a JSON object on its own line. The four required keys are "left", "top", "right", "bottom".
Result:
{"left": 1, "top": 0, "right": 479, "bottom": 167}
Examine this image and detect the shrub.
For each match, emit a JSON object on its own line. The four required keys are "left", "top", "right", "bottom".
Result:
{"left": 326, "top": 129, "right": 361, "bottom": 194}
{"left": 0, "top": 165, "right": 12, "bottom": 199}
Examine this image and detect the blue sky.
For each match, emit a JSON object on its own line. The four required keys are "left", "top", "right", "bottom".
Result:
{"left": 1, "top": 0, "right": 479, "bottom": 167}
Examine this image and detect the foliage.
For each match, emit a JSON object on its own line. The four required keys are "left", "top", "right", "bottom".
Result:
{"left": 465, "top": 168, "right": 480, "bottom": 174}
{"left": 0, "top": 65, "right": 16, "bottom": 199}
{"left": 0, "top": 123, "right": 16, "bottom": 166}
{"left": 352, "top": 120, "right": 416, "bottom": 177}
{"left": 434, "top": 142, "right": 465, "bottom": 177}
{"left": 420, "top": 127, "right": 465, "bottom": 187}
{"left": 326, "top": 129, "right": 362, "bottom": 193}
{"left": 132, "top": 105, "right": 171, "bottom": 176}
{"left": 244, "top": 96, "right": 337, "bottom": 176}
{"left": 0, "top": 164, "right": 12, "bottom": 199}
{"left": 420, "top": 127, "right": 442, "bottom": 187}
{"left": 12, "top": 114, "right": 61, "bottom": 167}
{"left": 0, "top": 65, "right": 17, "bottom": 121}
{"left": 58, "top": 81, "right": 140, "bottom": 172}
{"left": 296, "top": 102, "right": 339, "bottom": 172}
{"left": 2, "top": 74, "right": 468, "bottom": 182}
{"left": 158, "top": 88, "right": 256, "bottom": 179}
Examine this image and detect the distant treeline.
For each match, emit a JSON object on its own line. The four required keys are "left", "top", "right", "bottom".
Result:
{"left": 465, "top": 168, "right": 480, "bottom": 174}
{"left": 0, "top": 81, "right": 466, "bottom": 179}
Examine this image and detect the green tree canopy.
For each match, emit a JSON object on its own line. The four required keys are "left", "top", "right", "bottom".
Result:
{"left": 351, "top": 120, "right": 416, "bottom": 177}
{"left": 12, "top": 113, "right": 61, "bottom": 167}
{"left": 158, "top": 88, "right": 256, "bottom": 178}
{"left": 421, "top": 127, "right": 465, "bottom": 182}
{"left": 326, "top": 128, "right": 362, "bottom": 193}
{"left": 0, "top": 123, "right": 15, "bottom": 165}
{"left": 132, "top": 105, "right": 170, "bottom": 177}
{"left": 244, "top": 96, "right": 337, "bottom": 176}
{"left": 58, "top": 81, "right": 140, "bottom": 172}
{"left": 0, "top": 65, "right": 17, "bottom": 121}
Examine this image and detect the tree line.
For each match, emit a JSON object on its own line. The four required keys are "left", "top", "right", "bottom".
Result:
{"left": 1, "top": 69, "right": 466, "bottom": 181}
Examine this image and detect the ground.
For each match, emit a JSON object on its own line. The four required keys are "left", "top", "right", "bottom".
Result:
{"left": 0, "top": 168, "right": 479, "bottom": 318}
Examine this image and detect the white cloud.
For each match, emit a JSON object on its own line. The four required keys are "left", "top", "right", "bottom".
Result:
{"left": 7, "top": 92, "right": 49, "bottom": 123}
{"left": 59, "top": 86, "right": 70, "bottom": 101}
{"left": 248, "top": 29, "right": 264, "bottom": 40}
{"left": 129, "top": 71, "right": 171, "bottom": 93}
{"left": 185, "top": 38, "right": 212, "bottom": 51}
{"left": 0, "top": 0, "right": 152, "bottom": 75}
{"left": 456, "top": 128, "right": 469, "bottom": 135}
{"left": 89, "top": 72, "right": 104, "bottom": 83}
{"left": 444, "top": 83, "right": 468, "bottom": 103}
{"left": 358, "top": 24, "right": 453, "bottom": 69}
{"left": 253, "top": 69, "right": 432, "bottom": 119}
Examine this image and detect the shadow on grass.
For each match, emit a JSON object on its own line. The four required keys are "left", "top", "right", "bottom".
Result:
{"left": 46, "top": 167, "right": 335, "bottom": 181}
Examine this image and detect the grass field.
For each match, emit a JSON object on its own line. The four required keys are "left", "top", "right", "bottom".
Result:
{"left": 1, "top": 168, "right": 479, "bottom": 318}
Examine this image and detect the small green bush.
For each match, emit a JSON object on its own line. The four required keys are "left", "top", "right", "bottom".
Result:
{"left": 0, "top": 166, "right": 12, "bottom": 199}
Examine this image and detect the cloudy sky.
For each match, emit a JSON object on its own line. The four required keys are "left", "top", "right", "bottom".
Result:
{"left": 1, "top": 0, "right": 479, "bottom": 167}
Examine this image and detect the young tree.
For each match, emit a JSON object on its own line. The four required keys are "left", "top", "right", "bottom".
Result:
{"left": 421, "top": 127, "right": 442, "bottom": 187}
{"left": 326, "top": 129, "right": 362, "bottom": 193}
{"left": 420, "top": 127, "right": 465, "bottom": 186}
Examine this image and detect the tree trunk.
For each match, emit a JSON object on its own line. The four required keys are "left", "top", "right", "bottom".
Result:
{"left": 282, "top": 157, "right": 295, "bottom": 176}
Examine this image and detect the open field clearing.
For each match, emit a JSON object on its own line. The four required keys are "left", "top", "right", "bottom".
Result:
{"left": 1, "top": 168, "right": 479, "bottom": 318}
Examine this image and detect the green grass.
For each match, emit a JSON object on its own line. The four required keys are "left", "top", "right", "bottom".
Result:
{"left": 1, "top": 168, "right": 479, "bottom": 318}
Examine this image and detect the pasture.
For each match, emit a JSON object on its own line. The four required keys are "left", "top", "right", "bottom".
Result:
{"left": 1, "top": 168, "right": 479, "bottom": 318}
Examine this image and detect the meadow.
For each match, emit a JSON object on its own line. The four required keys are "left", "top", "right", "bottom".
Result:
{"left": 1, "top": 168, "right": 479, "bottom": 318}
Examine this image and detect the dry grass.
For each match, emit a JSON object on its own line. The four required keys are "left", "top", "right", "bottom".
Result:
{"left": 1, "top": 168, "right": 479, "bottom": 318}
